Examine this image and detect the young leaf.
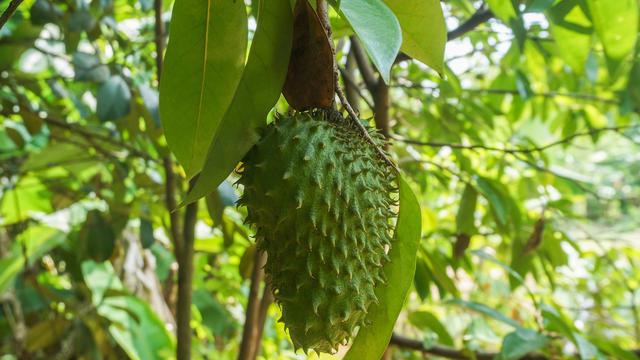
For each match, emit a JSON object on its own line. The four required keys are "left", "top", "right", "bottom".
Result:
{"left": 184, "top": 0, "right": 293, "bottom": 204}
{"left": 383, "top": 0, "right": 446, "bottom": 74}
{"left": 586, "top": 0, "right": 638, "bottom": 73}
{"left": 335, "top": 0, "right": 401, "bottom": 83}
{"left": 343, "top": 175, "right": 421, "bottom": 360}
{"left": 160, "top": 0, "right": 247, "bottom": 177}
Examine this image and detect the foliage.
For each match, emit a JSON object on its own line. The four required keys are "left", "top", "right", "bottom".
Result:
{"left": 0, "top": 0, "right": 639, "bottom": 359}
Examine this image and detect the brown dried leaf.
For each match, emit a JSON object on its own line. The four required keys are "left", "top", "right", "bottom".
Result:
{"left": 282, "top": 0, "right": 335, "bottom": 110}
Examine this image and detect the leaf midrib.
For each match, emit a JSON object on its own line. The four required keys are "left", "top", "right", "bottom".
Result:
{"left": 190, "top": 0, "right": 213, "bottom": 172}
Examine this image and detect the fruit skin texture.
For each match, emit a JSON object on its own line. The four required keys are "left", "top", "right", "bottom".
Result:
{"left": 237, "top": 111, "right": 397, "bottom": 353}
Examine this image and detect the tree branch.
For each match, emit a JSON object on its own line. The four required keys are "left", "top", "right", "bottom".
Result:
{"left": 343, "top": 49, "right": 361, "bottom": 113}
{"left": 390, "top": 333, "right": 542, "bottom": 360}
{"left": 447, "top": 8, "right": 495, "bottom": 41}
{"left": 393, "top": 125, "right": 637, "bottom": 154}
{"left": 373, "top": 80, "right": 390, "bottom": 140}
{"left": 252, "top": 285, "right": 274, "bottom": 359}
{"left": 154, "top": 0, "right": 182, "bottom": 317}
{"left": 339, "top": 66, "right": 374, "bottom": 110}
{"left": 390, "top": 333, "right": 640, "bottom": 359}
{"left": 350, "top": 37, "right": 378, "bottom": 94}
{"left": 176, "top": 180, "right": 199, "bottom": 360}
{"left": 0, "top": 0, "right": 25, "bottom": 31}
{"left": 238, "top": 251, "right": 267, "bottom": 360}
{"left": 153, "top": 0, "right": 164, "bottom": 79}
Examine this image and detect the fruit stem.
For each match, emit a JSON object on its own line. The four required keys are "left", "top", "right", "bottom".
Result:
{"left": 316, "top": 0, "right": 399, "bottom": 173}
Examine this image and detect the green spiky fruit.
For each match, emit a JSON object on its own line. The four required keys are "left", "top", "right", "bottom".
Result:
{"left": 237, "top": 111, "right": 397, "bottom": 353}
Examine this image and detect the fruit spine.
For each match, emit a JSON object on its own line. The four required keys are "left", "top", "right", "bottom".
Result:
{"left": 237, "top": 111, "right": 397, "bottom": 353}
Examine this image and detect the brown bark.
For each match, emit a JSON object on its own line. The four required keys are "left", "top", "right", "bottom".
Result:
{"left": 237, "top": 251, "right": 267, "bottom": 360}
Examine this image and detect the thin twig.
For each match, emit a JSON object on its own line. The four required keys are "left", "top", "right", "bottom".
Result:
{"left": 336, "top": 84, "right": 399, "bottom": 171}
{"left": 0, "top": 0, "right": 25, "bottom": 31}
{"left": 41, "top": 116, "right": 154, "bottom": 161}
{"left": 397, "top": 82, "right": 621, "bottom": 105}
{"left": 393, "top": 125, "right": 638, "bottom": 154}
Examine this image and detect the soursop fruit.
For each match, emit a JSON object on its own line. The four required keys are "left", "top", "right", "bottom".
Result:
{"left": 237, "top": 111, "right": 397, "bottom": 353}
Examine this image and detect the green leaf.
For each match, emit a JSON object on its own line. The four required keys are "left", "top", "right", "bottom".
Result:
{"left": 575, "top": 334, "right": 599, "bottom": 360}
{"left": 30, "top": 0, "right": 62, "bottom": 25}
{"left": 72, "top": 52, "right": 109, "bottom": 82}
{"left": 336, "top": 0, "right": 402, "bottom": 83}
{"left": 475, "top": 176, "right": 512, "bottom": 229}
{"left": 426, "top": 250, "right": 459, "bottom": 296}
{"left": 487, "top": 0, "right": 517, "bottom": 22}
{"left": 472, "top": 249, "right": 527, "bottom": 286}
{"left": 408, "top": 311, "right": 454, "bottom": 346}
{"left": 80, "top": 210, "right": 116, "bottom": 262}
{"left": 140, "top": 218, "right": 155, "bottom": 249}
{"left": 590, "top": 338, "right": 639, "bottom": 360}
{"left": 344, "top": 175, "right": 421, "bottom": 360}
{"left": 456, "top": 183, "right": 477, "bottom": 234}
{"left": 206, "top": 181, "right": 237, "bottom": 226}
{"left": 82, "top": 261, "right": 175, "bottom": 360}
{"left": 547, "top": 0, "right": 593, "bottom": 74}
{"left": 21, "top": 142, "right": 87, "bottom": 172}
{"left": 192, "top": 289, "right": 235, "bottom": 336}
{"left": 25, "top": 318, "right": 71, "bottom": 351}
{"left": 0, "top": 226, "right": 64, "bottom": 293}
{"left": 184, "top": 0, "right": 293, "bottom": 204}
{"left": 540, "top": 303, "right": 575, "bottom": 338}
{"left": 451, "top": 298, "right": 522, "bottom": 329}
{"left": 525, "top": 0, "right": 556, "bottom": 13}
{"left": 500, "top": 328, "right": 548, "bottom": 360}
{"left": 586, "top": 0, "right": 638, "bottom": 72}
{"left": 0, "top": 176, "right": 53, "bottom": 225}
{"left": 383, "top": 0, "right": 446, "bottom": 74}
{"left": 68, "top": 10, "right": 96, "bottom": 32}
{"left": 97, "top": 75, "right": 131, "bottom": 122}
{"left": 160, "top": 0, "right": 248, "bottom": 177}
{"left": 413, "top": 257, "right": 431, "bottom": 300}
